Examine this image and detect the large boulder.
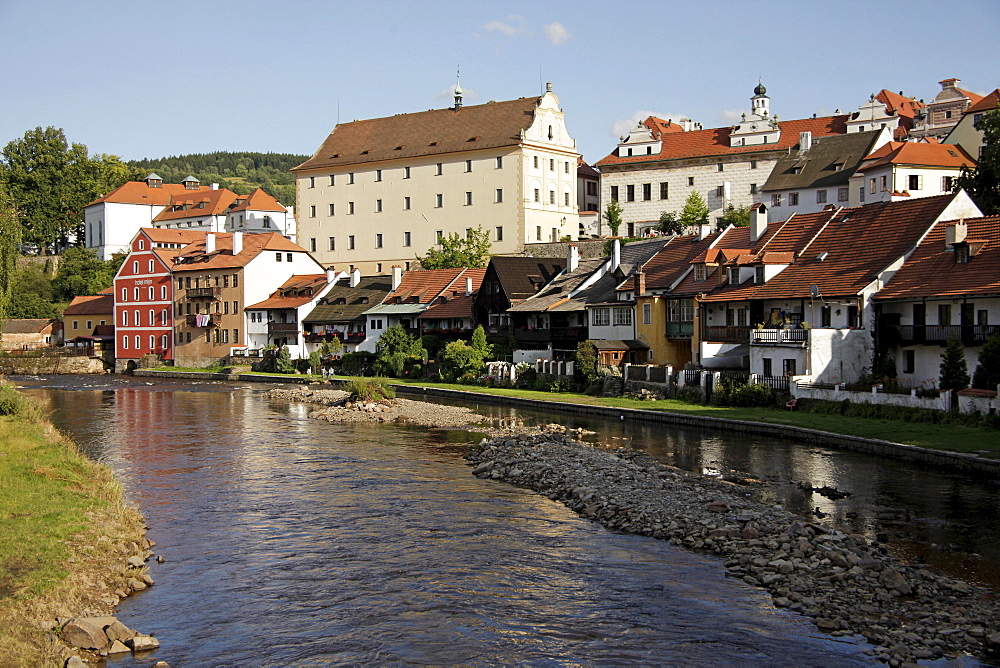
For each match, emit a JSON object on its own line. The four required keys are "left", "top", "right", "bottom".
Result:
{"left": 61, "top": 618, "right": 108, "bottom": 650}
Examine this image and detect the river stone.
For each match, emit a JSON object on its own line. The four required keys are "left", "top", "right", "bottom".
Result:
{"left": 879, "top": 568, "right": 912, "bottom": 595}
{"left": 103, "top": 619, "right": 136, "bottom": 642}
{"left": 65, "top": 657, "right": 86, "bottom": 668}
{"left": 61, "top": 618, "right": 108, "bottom": 649}
{"left": 127, "top": 555, "right": 145, "bottom": 568}
{"left": 706, "top": 501, "right": 730, "bottom": 513}
{"left": 126, "top": 635, "right": 160, "bottom": 652}
{"left": 106, "top": 639, "right": 130, "bottom": 655}
{"left": 127, "top": 577, "right": 148, "bottom": 592}
{"left": 741, "top": 526, "right": 759, "bottom": 540}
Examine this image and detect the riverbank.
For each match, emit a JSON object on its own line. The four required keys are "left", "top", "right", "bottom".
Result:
{"left": 467, "top": 429, "right": 1000, "bottom": 666}
{"left": 0, "top": 384, "right": 153, "bottom": 666}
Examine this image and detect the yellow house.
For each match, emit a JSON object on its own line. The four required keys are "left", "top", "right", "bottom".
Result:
{"left": 62, "top": 290, "right": 114, "bottom": 341}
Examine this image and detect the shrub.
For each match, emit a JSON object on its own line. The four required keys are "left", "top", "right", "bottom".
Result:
{"left": 0, "top": 384, "right": 40, "bottom": 421}
{"left": 458, "top": 372, "right": 479, "bottom": 385}
{"left": 515, "top": 366, "right": 537, "bottom": 389}
{"left": 309, "top": 351, "right": 322, "bottom": 375}
{"left": 294, "top": 358, "right": 312, "bottom": 374}
{"left": 713, "top": 381, "right": 774, "bottom": 407}
{"left": 345, "top": 377, "right": 395, "bottom": 403}
{"left": 439, "top": 340, "right": 484, "bottom": 381}
{"left": 340, "top": 351, "right": 375, "bottom": 376}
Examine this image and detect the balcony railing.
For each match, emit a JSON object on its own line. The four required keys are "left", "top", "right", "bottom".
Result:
{"left": 516, "top": 328, "right": 551, "bottom": 343}
{"left": 186, "top": 314, "right": 217, "bottom": 327}
{"left": 884, "top": 324, "right": 1000, "bottom": 346}
{"left": 703, "top": 325, "right": 750, "bottom": 342}
{"left": 751, "top": 328, "right": 808, "bottom": 345}
{"left": 187, "top": 287, "right": 220, "bottom": 299}
{"left": 665, "top": 322, "right": 694, "bottom": 338}
{"left": 267, "top": 322, "right": 300, "bottom": 335}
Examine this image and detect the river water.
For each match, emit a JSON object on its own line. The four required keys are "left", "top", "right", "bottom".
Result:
{"left": 15, "top": 375, "right": 1000, "bottom": 665}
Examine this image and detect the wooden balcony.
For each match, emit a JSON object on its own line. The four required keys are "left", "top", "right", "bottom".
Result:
{"left": 551, "top": 326, "right": 588, "bottom": 340}
{"left": 187, "top": 287, "right": 220, "bottom": 299}
{"left": 703, "top": 325, "right": 750, "bottom": 342}
{"left": 516, "top": 328, "right": 551, "bottom": 343}
{"left": 267, "top": 322, "right": 300, "bottom": 335}
{"left": 882, "top": 324, "right": 1000, "bottom": 347}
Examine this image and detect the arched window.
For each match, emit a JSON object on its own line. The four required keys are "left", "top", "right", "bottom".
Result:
{"left": 548, "top": 125, "right": 553, "bottom": 140}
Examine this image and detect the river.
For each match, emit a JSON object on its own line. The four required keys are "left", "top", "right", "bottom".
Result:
{"left": 15, "top": 375, "right": 1000, "bottom": 665}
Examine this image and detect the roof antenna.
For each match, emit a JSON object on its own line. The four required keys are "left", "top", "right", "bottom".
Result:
{"left": 454, "top": 66, "right": 462, "bottom": 110}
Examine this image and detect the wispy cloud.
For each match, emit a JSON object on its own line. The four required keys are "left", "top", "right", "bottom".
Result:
{"left": 544, "top": 22, "right": 571, "bottom": 45}
{"left": 611, "top": 110, "right": 690, "bottom": 140}
{"left": 483, "top": 15, "right": 527, "bottom": 37}
{"left": 716, "top": 109, "right": 744, "bottom": 125}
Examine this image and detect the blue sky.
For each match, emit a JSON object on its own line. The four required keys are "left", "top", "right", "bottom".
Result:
{"left": 2, "top": 0, "right": 997, "bottom": 164}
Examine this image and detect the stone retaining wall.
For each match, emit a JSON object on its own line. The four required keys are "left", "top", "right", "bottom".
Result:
{"left": 0, "top": 356, "right": 108, "bottom": 375}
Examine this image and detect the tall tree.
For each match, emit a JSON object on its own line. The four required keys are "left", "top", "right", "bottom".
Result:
{"left": 954, "top": 104, "right": 1000, "bottom": 215}
{"left": 719, "top": 204, "right": 751, "bottom": 227}
{"left": 52, "top": 246, "right": 115, "bottom": 301}
{"left": 939, "top": 336, "right": 970, "bottom": 391}
{"left": 658, "top": 211, "right": 684, "bottom": 235}
{"left": 678, "top": 191, "right": 709, "bottom": 229}
{"left": 0, "top": 184, "right": 22, "bottom": 319}
{"left": 972, "top": 333, "right": 1000, "bottom": 390}
{"left": 418, "top": 227, "right": 491, "bottom": 269}
{"left": 604, "top": 199, "right": 623, "bottom": 236}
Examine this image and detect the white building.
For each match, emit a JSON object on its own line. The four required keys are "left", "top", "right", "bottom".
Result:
{"left": 293, "top": 83, "right": 581, "bottom": 275}
{"left": 245, "top": 272, "right": 337, "bottom": 357}
{"left": 848, "top": 141, "right": 976, "bottom": 207}
{"left": 846, "top": 89, "right": 923, "bottom": 139}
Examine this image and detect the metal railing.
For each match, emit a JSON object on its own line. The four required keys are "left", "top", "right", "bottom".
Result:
{"left": 751, "top": 328, "right": 808, "bottom": 344}
{"left": 186, "top": 287, "right": 220, "bottom": 299}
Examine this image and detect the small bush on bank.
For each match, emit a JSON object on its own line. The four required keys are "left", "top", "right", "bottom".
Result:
{"left": 515, "top": 366, "right": 537, "bottom": 389}
{"left": 0, "top": 383, "right": 41, "bottom": 421}
{"left": 713, "top": 381, "right": 775, "bottom": 408}
{"left": 345, "top": 377, "right": 395, "bottom": 403}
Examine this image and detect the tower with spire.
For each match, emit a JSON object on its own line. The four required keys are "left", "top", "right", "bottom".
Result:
{"left": 729, "top": 80, "right": 781, "bottom": 147}
{"left": 453, "top": 68, "right": 463, "bottom": 110}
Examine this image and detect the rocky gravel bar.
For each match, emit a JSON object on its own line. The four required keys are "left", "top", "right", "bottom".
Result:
{"left": 467, "top": 427, "right": 1000, "bottom": 666}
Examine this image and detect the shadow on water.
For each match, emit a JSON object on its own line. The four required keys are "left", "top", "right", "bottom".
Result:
{"left": 11, "top": 375, "right": 996, "bottom": 664}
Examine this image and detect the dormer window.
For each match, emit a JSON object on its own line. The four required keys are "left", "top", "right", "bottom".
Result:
{"left": 694, "top": 264, "right": 706, "bottom": 281}
{"left": 755, "top": 265, "right": 766, "bottom": 284}
{"left": 955, "top": 243, "right": 970, "bottom": 264}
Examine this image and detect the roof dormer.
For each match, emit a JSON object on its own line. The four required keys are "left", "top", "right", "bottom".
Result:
{"left": 145, "top": 173, "right": 163, "bottom": 188}
{"left": 617, "top": 122, "right": 661, "bottom": 157}
{"left": 182, "top": 175, "right": 200, "bottom": 190}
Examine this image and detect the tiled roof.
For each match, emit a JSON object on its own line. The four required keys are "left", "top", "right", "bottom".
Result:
{"left": 637, "top": 233, "right": 722, "bottom": 291}
{"left": 2, "top": 318, "right": 58, "bottom": 334}
{"left": 856, "top": 141, "right": 975, "bottom": 172}
{"left": 419, "top": 293, "right": 477, "bottom": 320}
{"left": 86, "top": 181, "right": 213, "bottom": 208}
{"left": 141, "top": 228, "right": 208, "bottom": 246}
{"left": 596, "top": 115, "right": 849, "bottom": 167}
{"left": 385, "top": 267, "right": 484, "bottom": 305}
{"left": 876, "top": 90, "right": 924, "bottom": 118}
{"left": 152, "top": 189, "right": 238, "bottom": 222}
{"left": 246, "top": 274, "right": 328, "bottom": 310}
{"left": 172, "top": 232, "right": 306, "bottom": 271}
{"left": 488, "top": 256, "right": 565, "bottom": 302}
{"left": 964, "top": 89, "right": 1000, "bottom": 115}
{"left": 229, "top": 188, "right": 287, "bottom": 213}
{"left": 507, "top": 258, "right": 605, "bottom": 312}
{"left": 304, "top": 276, "right": 392, "bottom": 323}
{"left": 763, "top": 130, "right": 884, "bottom": 192}
{"left": 875, "top": 216, "right": 1000, "bottom": 300}
{"left": 63, "top": 293, "right": 114, "bottom": 316}
{"left": 294, "top": 96, "right": 542, "bottom": 172}
{"left": 644, "top": 116, "right": 689, "bottom": 138}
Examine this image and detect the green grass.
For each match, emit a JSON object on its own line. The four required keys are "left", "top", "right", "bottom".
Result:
{"left": 339, "top": 376, "right": 1000, "bottom": 456}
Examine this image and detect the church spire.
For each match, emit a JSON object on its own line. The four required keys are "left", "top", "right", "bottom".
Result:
{"left": 453, "top": 67, "right": 463, "bottom": 110}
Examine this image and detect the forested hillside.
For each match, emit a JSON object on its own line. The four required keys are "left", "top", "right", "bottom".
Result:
{"left": 128, "top": 152, "right": 307, "bottom": 207}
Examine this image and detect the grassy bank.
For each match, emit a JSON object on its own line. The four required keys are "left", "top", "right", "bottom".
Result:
{"left": 359, "top": 378, "right": 1000, "bottom": 457}
{"left": 0, "top": 385, "right": 145, "bottom": 665}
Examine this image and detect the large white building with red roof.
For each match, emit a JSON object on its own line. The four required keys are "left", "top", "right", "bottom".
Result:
{"left": 595, "top": 83, "right": 851, "bottom": 234}
{"left": 84, "top": 174, "right": 294, "bottom": 260}
{"left": 849, "top": 141, "right": 976, "bottom": 207}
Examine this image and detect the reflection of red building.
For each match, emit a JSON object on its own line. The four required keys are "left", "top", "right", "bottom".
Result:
{"left": 113, "top": 229, "right": 204, "bottom": 365}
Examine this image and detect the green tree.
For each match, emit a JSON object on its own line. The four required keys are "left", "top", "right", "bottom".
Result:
{"left": 470, "top": 325, "right": 493, "bottom": 364}
{"left": 954, "top": 104, "right": 1000, "bottom": 215}
{"left": 658, "top": 211, "right": 684, "bottom": 235}
{"left": 439, "top": 339, "right": 484, "bottom": 380}
{"left": 275, "top": 345, "right": 295, "bottom": 373}
{"left": 719, "top": 204, "right": 751, "bottom": 227}
{"left": 939, "top": 336, "right": 970, "bottom": 391}
{"left": 678, "top": 191, "right": 709, "bottom": 229}
{"left": 0, "top": 184, "right": 22, "bottom": 318}
{"left": 972, "top": 332, "right": 1000, "bottom": 390}
{"left": 604, "top": 199, "right": 623, "bottom": 236}
{"left": 575, "top": 339, "right": 599, "bottom": 383}
{"left": 8, "top": 292, "right": 59, "bottom": 319}
{"left": 418, "top": 227, "right": 492, "bottom": 269}
{"left": 374, "top": 325, "right": 423, "bottom": 376}
{"left": 52, "top": 247, "right": 115, "bottom": 301}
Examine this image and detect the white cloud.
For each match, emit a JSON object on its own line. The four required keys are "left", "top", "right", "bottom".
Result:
{"left": 611, "top": 110, "right": 690, "bottom": 140}
{"left": 544, "top": 22, "right": 571, "bottom": 45}
{"left": 716, "top": 109, "right": 744, "bottom": 125}
{"left": 483, "top": 15, "right": 527, "bottom": 37}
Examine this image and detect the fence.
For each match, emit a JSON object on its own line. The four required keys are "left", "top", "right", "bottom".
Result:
{"left": 535, "top": 359, "right": 575, "bottom": 377}
{"left": 0, "top": 346, "right": 90, "bottom": 358}
{"left": 791, "top": 382, "right": 952, "bottom": 412}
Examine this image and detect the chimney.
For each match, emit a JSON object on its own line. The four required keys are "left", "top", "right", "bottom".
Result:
{"left": 211, "top": 183, "right": 219, "bottom": 190}
{"left": 633, "top": 271, "right": 646, "bottom": 295}
{"left": 751, "top": 202, "right": 768, "bottom": 242}
{"left": 567, "top": 244, "right": 579, "bottom": 272}
{"left": 391, "top": 265, "right": 403, "bottom": 290}
{"left": 205, "top": 233, "right": 216, "bottom": 253}
{"left": 326, "top": 266, "right": 336, "bottom": 283}
{"left": 946, "top": 220, "right": 968, "bottom": 247}
{"left": 465, "top": 276, "right": 473, "bottom": 296}
{"left": 798, "top": 131, "right": 812, "bottom": 153}
{"left": 610, "top": 238, "right": 621, "bottom": 269}
{"left": 350, "top": 266, "right": 361, "bottom": 287}
{"left": 231, "top": 231, "right": 243, "bottom": 255}
{"left": 698, "top": 224, "right": 712, "bottom": 241}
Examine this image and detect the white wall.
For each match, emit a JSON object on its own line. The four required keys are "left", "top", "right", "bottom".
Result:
{"left": 86, "top": 202, "right": 164, "bottom": 260}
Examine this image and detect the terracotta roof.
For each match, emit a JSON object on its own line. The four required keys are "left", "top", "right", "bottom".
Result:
{"left": 385, "top": 267, "right": 480, "bottom": 305}
{"left": 2, "top": 319, "right": 58, "bottom": 334}
{"left": 293, "top": 95, "right": 543, "bottom": 172}
{"left": 63, "top": 293, "right": 114, "bottom": 316}
{"left": 635, "top": 233, "right": 722, "bottom": 291}
{"left": 152, "top": 188, "right": 238, "bottom": 222}
{"left": 419, "top": 293, "right": 477, "bottom": 320}
{"left": 596, "top": 115, "right": 849, "bottom": 167}
{"left": 964, "top": 89, "right": 1000, "bottom": 115}
{"left": 856, "top": 141, "right": 975, "bottom": 172}
{"left": 763, "top": 130, "right": 885, "bottom": 192}
{"left": 246, "top": 274, "right": 328, "bottom": 310}
{"left": 141, "top": 228, "right": 209, "bottom": 246}
{"left": 86, "top": 181, "right": 214, "bottom": 208}
{"left": 172, "top": 232, "right": 307, "bottom": 272}
{"left": 508, "top": 258, "right": 605, "bottom": 312}
{"left": 304, "top": 276, "right": 392, "bottom": 324}
{"left": 875, "top": 216, "right": 1000, "bottom": 300}
{"left": 876, "top": 90, "right": 924, "bottom": 118}
{"left": 229, "top": 188, "right": 287, "bottom": 213}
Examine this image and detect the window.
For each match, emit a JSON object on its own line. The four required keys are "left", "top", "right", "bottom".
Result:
{"left": 788, "top": 192, "right": 799, "bottom": 206}
{"left": 564, "top": 161, "right": 570, "bottom": 174}
{"left": 375, "top": 169, "right": 382, "bottom": 181}
{"left": 495, "top": 226, "right": 503, "bottom": 241}
{"left": 680, "top": 299, "right": 694, "bottom": 322}
{"left": 536, "top": 226, "right": 542, "bottom": 241}
{"left": 869, "top": 178, "right": 877, "bottom": 195}
{"left": 134, "top": 287, "right": 139, "bottom": 301}
{"left": 309, "top": 176, "right": 315, "bottom": 188}
{"left": 404, "top": 196, "right": 411, "bottom": 210}
{"left": 465, "top": 159, "right": 472, "bottom": 172}
{"left": 329, "top": 237, "right": 335, "bottom": 251}
{"left": 436, "top": 230, "right": 443, "bottom": 243}
{"left": 328, "top": 203, "right": 335, "bottom": 216}
{"left": 587, "top": 181, "right": 597, "bottom": 196}
{"left": 496, "top": 188, "right": 503, "bottom": 203}
{"left": 233, "top": 275, "right": 238, "bottom": 288}
{"left": 716, "top": 185, "right": 725, "bottom": 197}
{"left": 466, "top": 191, "right": 473, "bottom": 206}
{"left": 762, "top": 358, "right": 772, "bottom": 377}
{"left": 348, "top": 235, "right": 355, "bottom": 250}
{"left": 122, "top": 336, "right": 128, "bottom": 349}
{"left": 286, "top": 253, "right": 292, "bottom": 262}
{"left": 534, "top": 188, "right": 540, "bottom": 203}
{"left": 610, "top": 186, "right": 618, "bottom": 202}
{"left": 435, "top": 193, "right": 443, "bottom": 207}
{"left": 134, "top": 310, "right": 140, "bottom": 326}
{"left": 348, "top": 201, "right": 355, "bottom": 215}
{"left": 942, "top": 175, "right": 955, "bottom": 192}
{"left": 880, "top": 175, "right": 888, "bottom": 192}
{"left": 642, "top": 183, "right": 652, "bottom": 201}
{"left": 375, "top": 199, "right": 382, "bottom": 212}
{"left": 72, "top": 320, "right": 79, "bottom": 330}
{"left": 309, "top": 205, "right": 316, "bottom": 217}
{"left": 348, "top": 172, "right": 355, "bottom": 184}
{"left": 161, "top": 285, "right": 167, "bottom": 299}
{"left": 771, "top": 193, "right": 782, "bottom": 206}
{"left": 148, "top": 287, "right": 154, "bottom": 300}
{"left": 160, "top": 309, "right": 166, "bottom": 324}
{"left": 613, "top": 308, "right": 632, "bottom": 326}
{"left": 755, "top": 265, "right": 766, "bottom": 284}
{"left": 592, "top": 308, "right": 610, "bottom": 326}
{"left": 375, "top": 233, "right": 383, "bottom": 248}
{"left": 149, "top": 335, "right": 155, "bottom": 350}
{"left": 147, "top": 259, "right": 154, "bottom": 273}
{"left": 908, "top": 174, "right": 923, "bottom": 191}
{"left": 750, "top": 183, "right": 758, "bottom": 194}
{"left": 838, "top": 187, "right": 849, "bottom": 202}
{"left": 564, "top": 192, "right": 570, "bottom": 206}
{"left": 687, "top": 176, "right": 695, "bottom": 186}
{"left": 310, "top": 238, "right": 317, "bottom": 252}
{"left": 496, "top": 156, "right": 503, "bottom": 169}
{"left": 750, "top": 160, "right": 758, "bottom": 169}
{"left": 133, "top": 261, "right": 139, "bottom": 274}
{"left": 403, "top": 231, "right": 411, "bottom": 247}
{"left": 660, "top": 182, "right": 668, "bottom": 199}
{"left": 626, "top": 185, "right": 635, "bottom": 202}
{"left": 903, "top": 350, "right": 915, "bottom": 374}
{"left": 938, "top": 304, "right": 951, "bottom": 326}
{"left": 717, "top": 163, "right": 724, "bottom": 172}
{"left": 816, "top": 190, "right": 827, "bottom": 204}
{"left": 642, "top": 303, "right": 651, "bottom": 325}
{"left": 549, "top": 190, "right": 555, "bottom": 204}
{"left": 782, "top": 359, "right": 797, "bottom": 377}
{"left": 233, "top": 329, "right": 239, "bottom": 344}
{"left": 549, "top": 159, "right": 555, "bottom": 171}
{"left": 694, "top": 264, "right": 706, "bottom": 281}
{"left": 436, "top": 163, "right": 443, "bottom": 175}
{"left": 329, "top": 175, "right": 335, "bottom": 186}
{"left": 821, "top": 305, "right": 831, "bottom": 327}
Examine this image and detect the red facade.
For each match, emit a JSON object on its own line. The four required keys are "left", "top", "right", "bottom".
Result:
{"left": 113, "top": 232, "right": 175, "bottom": 360}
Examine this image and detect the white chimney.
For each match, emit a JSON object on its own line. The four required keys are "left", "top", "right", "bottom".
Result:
{"left": 231, "top": 231, "right": 243, "bottom": 255}
{"left": 205, "top": 233, "right": 216, "bottom": 253}
{"left": 391, "top": 265, "right": 403, "bottom": 290}
{"left": 946, "top": 220, "right": 968, "bottom": 247}
{"left": 326, "top": 266, "right": 336, "bottom": 283}
{"left": 567, "top": 244, "right": 579, "bottom": 272}
{"left": 698, "top": 224, "right": 712, "bottom": 241}
{"left": 751, "top": 202, "right": 768, "bottom": 242}
{"left": 798, "top": 131, "right": 812, "bottom": 153}
{"left": 350, "top": 267, "right": 361, "bottom": 287}
{"left": 610, "top": 238, "right": 621, "bottom": 269}
{"left": 465, "top": 276, "right": 473, "bottom": 296}
{"left": 211, "top": 183, "right": 219, "bottom": 190}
